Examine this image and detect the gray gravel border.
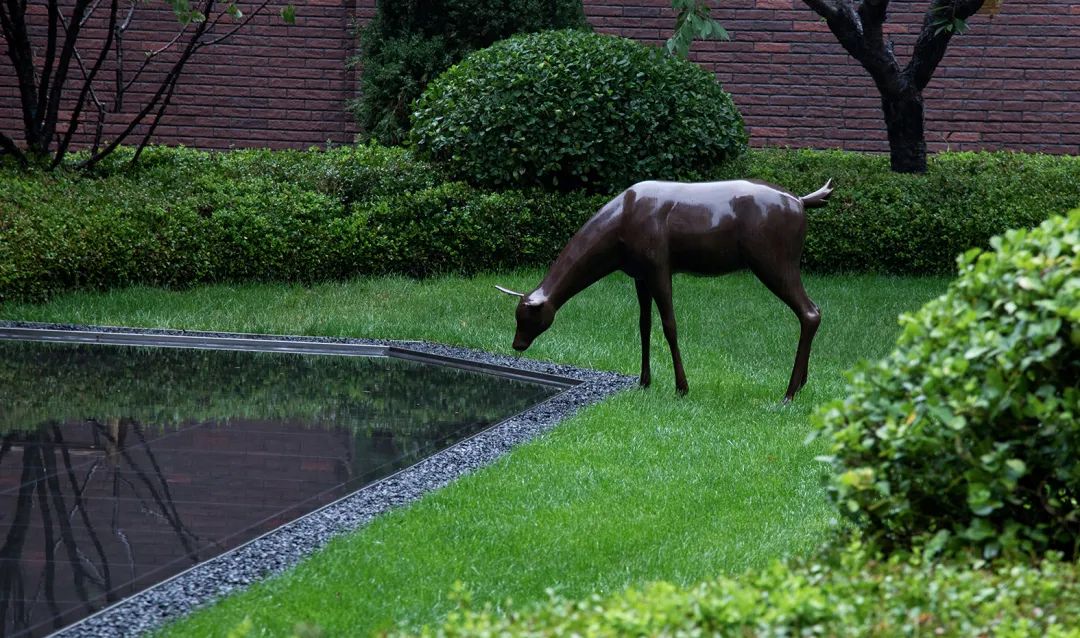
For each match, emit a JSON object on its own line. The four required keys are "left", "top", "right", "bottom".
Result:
{"left": 0, "top": 321, "right": 634, "bottom": 638}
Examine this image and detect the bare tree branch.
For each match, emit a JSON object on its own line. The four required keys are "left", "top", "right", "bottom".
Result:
{"left": 78, "top": 0, "right": 104, "bottom": 27}
{"left": 801, "top": 0, "right": 839, "bottom": 20}
{"left": 858, "top": 0, "right": 890, "bottom": 27}
{"left": 0, "top": 132, "right": 28, "bottom": 166}
{"left": 906, "top": 0, "right": 985, "bottom": 90}
{"left": 113, "top": 0, "right": 137, "bottom": 110}
{"left": 122, "top": 24, "right": 190, "bottom": 94}
{"left": 1, "top": 0, "right": 43, "bottom": 150}
{"left": 200, "top": 0, "right": 274, "bottom": 47}
{"left": 52, "top": 0, "right": 120, "bottom": 169}
{"left": 35, "top": 0, "right": 60, "bottom": 133}
{"left": 81, "top": 0, "right": 217, "bottom": 171}
{"left": 131, "top": 70, "right": 183, "bottom": 164}
{"left": 40, "top": 0, "right": 96, "bottom": 153}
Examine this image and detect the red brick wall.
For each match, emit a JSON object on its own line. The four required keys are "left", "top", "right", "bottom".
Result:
{"left": 585, "top": 0, "right": 1079, "bottom": 155}
{"left": 0, "top": 0, "right": 363, "bottom": 151}
{"left": 2, "top": 0, "right": 1077, "bottom": 154}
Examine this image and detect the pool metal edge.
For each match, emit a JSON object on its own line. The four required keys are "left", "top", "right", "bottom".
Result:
{"left": 0, "top": 321, "right": 635, "bottom": 638}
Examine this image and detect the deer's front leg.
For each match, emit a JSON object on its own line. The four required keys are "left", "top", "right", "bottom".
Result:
{"left": 635, "top": 278, "right": 652, "bottom": 388}
{"left": 649, "top": 271, "right": 688, "bottom": 396}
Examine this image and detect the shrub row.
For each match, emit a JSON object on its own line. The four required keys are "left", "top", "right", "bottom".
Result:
{"left": 1, "top": 146, "right": 1077, "bottom": 303}
{"left": 410, "top": 548, "right": 1080, "bottom": 637}
{"left": 711, "top": 148, "right": 1080, "bottom": 274}
{"left": 0, "top": 145, "right": 604, "bottom": 303}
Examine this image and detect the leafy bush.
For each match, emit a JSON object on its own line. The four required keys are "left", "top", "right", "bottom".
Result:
{"left": 712, "top": 148, "right": 1080, "bottom": 274}
{"left": 1, "top": 146, "right": 1077, "bottom": 303}
{"left": 0, "top": 145, "right": 604, "bottom": 302}
{"left": 354, "top": 0, "right": 588, "bottom": 145}
{"left": 813, "top": 210, "right": 1080, "bottom": 560}
{"left": 410, "top": 547, "right": 1080, "bottom": 637}
{"left": 411, "top": 29, "right": 747, "bottom": 192}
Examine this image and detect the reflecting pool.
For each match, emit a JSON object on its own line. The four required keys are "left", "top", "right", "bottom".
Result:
{"left": 0, "top": 338, "right": 560, "bottom": 636}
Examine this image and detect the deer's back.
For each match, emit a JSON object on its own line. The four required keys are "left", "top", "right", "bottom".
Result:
{"left": 615, "top": 179, "right": 806, "bottom": 276}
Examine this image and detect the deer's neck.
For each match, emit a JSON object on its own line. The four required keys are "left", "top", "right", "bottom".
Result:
{"left": 530, "top": 219, "right": 620, "bottom": 310}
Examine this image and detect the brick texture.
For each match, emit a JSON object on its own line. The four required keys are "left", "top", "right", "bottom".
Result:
{"left": 585, "top": 0, "right": 1079, "bottom": 155}
{"left": 0, "top": 0, "right": 362, "bottom": 150}
{"left": 2, "top": 0, "right": 1077, "bottom": 154}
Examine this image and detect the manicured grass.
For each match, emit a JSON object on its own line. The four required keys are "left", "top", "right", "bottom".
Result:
{"left": 1, "top": 271, "right": 947, "bottom": 637}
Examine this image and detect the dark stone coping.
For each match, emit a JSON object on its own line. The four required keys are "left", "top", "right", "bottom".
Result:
{"left": 0, "top": 321, "right": 635, "bottom": 638}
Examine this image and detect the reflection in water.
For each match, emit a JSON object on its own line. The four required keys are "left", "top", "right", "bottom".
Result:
{"left": 0, "top": 340, "right": 558, "bottom": 637}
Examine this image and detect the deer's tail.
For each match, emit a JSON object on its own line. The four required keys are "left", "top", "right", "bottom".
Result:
{"left": 800, "top": 179, "right": 834, "bottom": 209}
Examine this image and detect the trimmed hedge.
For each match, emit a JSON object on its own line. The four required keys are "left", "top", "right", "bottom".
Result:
{"left": 712, "top": 149, "right": 1080, "bottom": 274}
{"left": 409, "top": 548, "right": 1080, "bottom": 637}
{"left": 411, "top": 30, "right": 747, "bottom": 192}
{"left": 813, "top": 210, "right": 1080, "bottom": 561}
{"left": 0, "top": 145, "right": 604, "bottom": 302}
{"left": 1, "top": 146, "right": 1077, "bottom": 303}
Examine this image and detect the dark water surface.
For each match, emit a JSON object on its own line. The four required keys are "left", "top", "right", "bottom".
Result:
{"left": 0, "top": 340, "right": 558, "bottom": 637}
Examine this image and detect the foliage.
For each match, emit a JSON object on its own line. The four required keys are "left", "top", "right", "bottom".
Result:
{"left": 411, "top": 30, "right": 747, "bottom": 192}
{"left": 1, "top": 146, "right": 1077, "bottom": 303}
{"left": 0, "top": 0, "right": 292, "bottom": 170}
{"left": 412, "top": 546, "right": 1080, "bottom": 637}
{"left": 667, "top": 0, "right": 729, "bottom": 58}
{"left": 0, "top": 145, "right": 604, "bottom": 302}
{"left": 19, "top": 273, "right": 946, "bottom": 638}
{"left": 712, "top": 148, "right": 1080, "bottom": 274}
{"left": 813, "top": 210, "right": 1080, "bottom": 560}
{"left": 353, "top": 0, "right": 588, "bottom": 145}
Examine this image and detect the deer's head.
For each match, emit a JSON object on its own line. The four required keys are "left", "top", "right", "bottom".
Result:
{"left": 496, "top": 285, "right": 555, "bottom": 351}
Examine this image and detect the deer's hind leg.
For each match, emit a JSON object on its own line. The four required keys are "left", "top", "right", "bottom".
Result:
{"left": 749, "top": 262, "right": 821, "bottom": 403}
{"left": 635, "top": 278, "right": 653, "bottom": 388}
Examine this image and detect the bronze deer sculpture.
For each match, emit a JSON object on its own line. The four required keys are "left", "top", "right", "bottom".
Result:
{"left": 497, "top": 178, "right": 834, "bottom": 403}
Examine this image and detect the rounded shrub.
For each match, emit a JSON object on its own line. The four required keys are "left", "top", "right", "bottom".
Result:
{"left": 410, "top": 29, "right": 747, "bottom": 193}
{"left": 814, "top": 210, "right": 1080, "bottom": 560}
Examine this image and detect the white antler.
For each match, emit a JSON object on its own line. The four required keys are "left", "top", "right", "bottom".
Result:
{"left": 495, "top": 285, "right": 525, "bottom": 297}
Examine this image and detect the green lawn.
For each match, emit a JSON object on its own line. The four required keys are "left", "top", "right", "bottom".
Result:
{"left": 1, "top": 271, "right": 947, "bottom": 637}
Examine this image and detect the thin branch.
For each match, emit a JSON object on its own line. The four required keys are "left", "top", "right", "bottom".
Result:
{"left": 121, "top": 24, "right": 189, "bottom": 94}
{"left": 56, "top": 425, "right": 113, "bottom": 597}
{"left": 52, "top": 0, "right": 120, "bottom": 169}
{"left": 131, "top": 72, "right": 182, "bottom": 165}
{"left": 35, "top": 0, "right": 60, "bottom": 132}
{"left": 65, "top": 43, "right": 109, "bottom": 154}
{"left": 1, "top": 0, "right": 43, "bottom": 151}
{"left": 39, "top": 0, "right": 96, "bottom": 154}
{"left": 0, "top": 132, "right": 27, "bottom": 167}
{"left": 77, "top": 0, "right": 104, "bottom": 27}
{"left": 113, "top": 0, "right": 137, "bottom": 110}
{"left": 906, "top": 0, "right": 985, "bottom": 90}
{"left": 199, "top": 0, "right": 274, "bottom": 47}
{"left": 858, "top": 0, "right": 890, "bottom": 26}
{"left": 801, "top": 0, "right": 840, "bottom": 20}
{"left": 81, "top": 0, "right": 217, "bottom": 171}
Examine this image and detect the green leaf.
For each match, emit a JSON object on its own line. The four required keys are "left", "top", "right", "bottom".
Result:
{"left": 281, "top": 3, "right": 296, "bottom": 24}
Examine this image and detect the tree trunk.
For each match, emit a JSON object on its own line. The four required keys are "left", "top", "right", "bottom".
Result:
{"left": 881, "top": 89, "right": 927, "bottom": 173}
